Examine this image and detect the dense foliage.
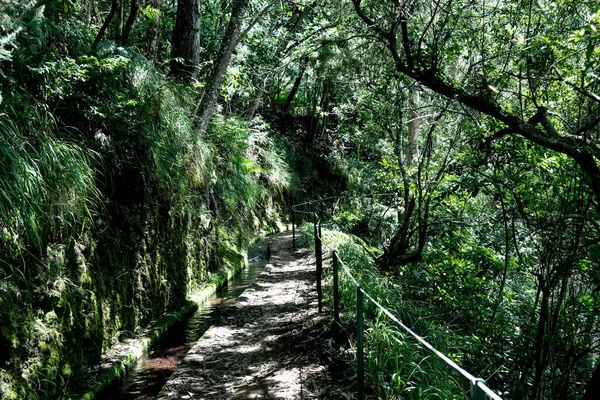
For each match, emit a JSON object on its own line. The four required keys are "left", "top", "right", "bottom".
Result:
{"left": 0, "top": 1, "right": 298, "bottom": 398}
{"left": 1, "top": 0, "right": 599, "bottom": 399}
{"left": 285, "top": 0, "right": 600, "bottom": 398}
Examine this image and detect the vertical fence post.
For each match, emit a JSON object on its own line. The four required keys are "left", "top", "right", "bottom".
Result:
{"left": 292, "top": 207, "right": 296, "bottom": 250}
{"left": 333, "top": 251, "right": 340, "bottom": 329}
{"left": 320, "top": 198, "right": 324, "bottom": 221}
{"left": 315, "top": 214, "right": 323, "bottom": 313}
{"left": 471, "top": 379, "right": 487, "bottom": 400}
{"left": 357, "top": 286, "right": 365, "bottom": 400}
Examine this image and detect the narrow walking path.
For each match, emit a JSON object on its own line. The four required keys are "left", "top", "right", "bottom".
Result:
{"left": 157, "top": 232, "right": 354, "bottom": 399}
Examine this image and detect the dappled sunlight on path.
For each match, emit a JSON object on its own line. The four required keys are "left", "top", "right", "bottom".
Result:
{"left": 157, "top": 232, "right": 351, "bottom": 399}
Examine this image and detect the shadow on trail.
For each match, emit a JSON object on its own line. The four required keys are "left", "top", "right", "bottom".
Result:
{"left": 157, "top": 232, "right": 355, "bottom": 399}
{"left": 99, "top": 238, "right": 271, "bottom": 400}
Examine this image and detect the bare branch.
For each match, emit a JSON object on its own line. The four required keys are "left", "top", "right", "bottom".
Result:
{"left": 554, "top": 66, "right": 600, "bottom": 104}
{"left": 235, "top": 0, "right": 279, "bottom": 46}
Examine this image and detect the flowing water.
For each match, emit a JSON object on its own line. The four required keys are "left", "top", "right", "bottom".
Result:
{"left": 99, "top": 239, "right": 270, "bottom": 400}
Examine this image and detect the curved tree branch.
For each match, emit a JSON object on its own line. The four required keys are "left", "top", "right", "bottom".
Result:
{"left": 350, "top": 0, "right": 600, "bottom": 202}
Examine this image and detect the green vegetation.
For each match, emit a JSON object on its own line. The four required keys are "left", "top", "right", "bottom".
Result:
{"left": 0, "top": 2, "right": 301, "bottom": 398}
{"left": 298, "top": 222, "right": 468, "bottom": 398}
{"left": 78, "top": 300, "right": 198, "bottom": 400}
{"left": 2, "top": 0, "right": 600, "bottom": 398}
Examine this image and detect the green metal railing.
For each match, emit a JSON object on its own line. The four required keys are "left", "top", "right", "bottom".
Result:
{"left": 291, "top": 196, "right": 503, "bottom": 400}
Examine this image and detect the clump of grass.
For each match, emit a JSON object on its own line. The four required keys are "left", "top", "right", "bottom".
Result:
{"left": 208, "top": 114, "right": 291, "bottom": 227}
{"left": 0, "top": 105, "right": 100, "bottom": 256}
{"left": 298, "top": 225, "right": 469, "bottom": 398}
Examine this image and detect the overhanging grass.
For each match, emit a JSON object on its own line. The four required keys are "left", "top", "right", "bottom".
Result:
{"left": 297, "top": 224, "right": 468, "bottom": 398}
{"left": 0, "top": 42, "right": 296, "bottom": 400}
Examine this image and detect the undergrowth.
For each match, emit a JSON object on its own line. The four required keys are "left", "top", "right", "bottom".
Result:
{"left": 0, "top": 2, "right": 348, "bottom": 397}
{"left": 0, "top": 17, "right": 293, "bottom": 400}
{"left": 297, "top": 224, "right": 469, "bottom": 399}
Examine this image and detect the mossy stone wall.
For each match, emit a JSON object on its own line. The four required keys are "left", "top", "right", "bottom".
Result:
{"left": 0, "top": 193, "right": 221, "bottom": 399}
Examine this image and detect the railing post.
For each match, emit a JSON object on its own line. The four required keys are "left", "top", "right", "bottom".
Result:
{"left": 471, "top": 379, "right": 487, "bottom": 400}
{"left": 357, "top": 286, "right": 365, "bottom": 400}
{"left": 315, "top": 214, "right": 323, "bottom": 313}
{"left": 333, "top": 251, "right": 340, "bottom": 329}
{"left": 320, "top": 198, "right": 324, "bottom": 221}
{"left": 292, "top": 207, "right": 296, "bottom": 250}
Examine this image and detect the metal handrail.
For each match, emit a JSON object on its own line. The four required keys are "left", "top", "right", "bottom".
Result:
{"left": 291, "top": 198, "right": 503, "bottom": 400}
{"left": 291, "top": 196, "right": 336, "bottom": 211}
{"left": 291, "top": 193, "right": 397, "bottom": 247}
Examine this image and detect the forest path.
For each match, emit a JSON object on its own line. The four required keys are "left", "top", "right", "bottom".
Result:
{"left": 156, "top": 232, "right": 354, "bottom": 399}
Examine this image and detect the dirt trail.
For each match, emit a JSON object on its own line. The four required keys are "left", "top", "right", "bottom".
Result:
{"left": 156, "top": 231, "right": 354, "bottom": 399}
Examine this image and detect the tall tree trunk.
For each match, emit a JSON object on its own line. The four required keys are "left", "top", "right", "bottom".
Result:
{"left": 532, "top": 283, "right": 551, "bottom": 400}
{"left": 315, "top": 77, "right": 332, "bottom": 140}
{"left": 169, "top": 0, "right": 201, "bottom": 81}
{"left": 512, "top": 287, "right": 542, "bottom": 400}
{"left": 121, "top": 0, "right": 140, "bottom": 46}
{"left": 196, "top": 0, "right": 250, "bottom": 134}
{"left": 379, "top": 94, "right": 442, "bottom": 270}
{"left": 407, "top": 87, "right": 420, "bottom": 169}
{"left": 146, "top": 0, "right": 160, "bottom": 63}
{"left": 92, "top": 0, "right": 119, "bottom": 49}
{"left": 246, "top": 86, "right": 264, "bottom": 121}
{"left": 112, "top": 0, "right": 124, "bottom": 44}
{"left": 83, "top": 0, "right": 95, "bottom": 25}
{"left": 484, "top": 194, "right": 511, "bottom": 338}
{"left": 283, "top": 57, "right": 308, "bottom": 111}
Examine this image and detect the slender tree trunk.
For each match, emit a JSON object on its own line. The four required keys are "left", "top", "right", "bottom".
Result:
{"left": 407, "top": 87, "right": 420, "bottom": 169}
{"left": 146, "top": 0, "right": 160, "bottom": 63}
{"left": 532, "top": 283, "right": 551, "bottom": 400}
{"left": 196, "top": 0, "right": 250, "bottom": 134}
{"left": 379, "top": 92, "right": 438, "bottom": 269}
{"left": 112, "top": 0, "right": 124, "bottom": 44}
{"left": 92, "top": 0, "right": 99, "bottom": 24}
{"left": 92, "top": 0, "right": 119, "bottom": 49}
{"left": 246, "top": 86, "right": 264, "bottom": 121}
{"left": 485, "top": 195, "right": 511, "bottom": 338}
{"left": 557, "top": 345, "right": 575, "bottom": 400}
{"left": 121, "top": 0, "right": 140, "bottom": 46}
{"left": 83, "top": 0, "right": 95, "bottom": 25}
{"left": 169, "top": 0, "right": 201, "bottom": 81}
{"left": 283, "top": 57, "right": 308, "bottom": 111}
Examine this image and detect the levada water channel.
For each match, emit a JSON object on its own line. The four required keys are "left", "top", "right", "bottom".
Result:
{"left": 98, "top": 238, "right": 270, "bottom": 400}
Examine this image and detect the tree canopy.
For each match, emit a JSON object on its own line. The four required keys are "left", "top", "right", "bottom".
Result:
{"left": 1, "top": 0, "right": 599, "bottom": 398}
